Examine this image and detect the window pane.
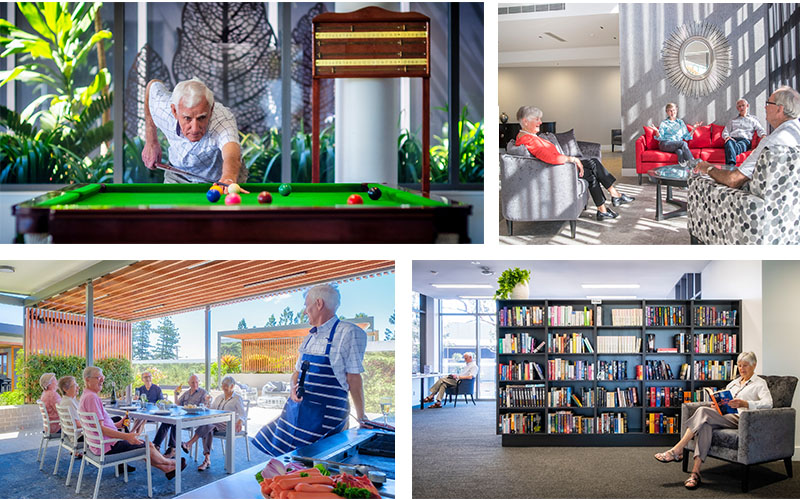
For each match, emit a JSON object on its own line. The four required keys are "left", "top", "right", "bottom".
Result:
{"left": 478, "top": 300, "right": 496, "bottom": 314}
{"left": 412, "top": 309, "right": 421, "bottom": 373}
{"left": 477, "top": 314, "right": 496, "bottom": 399}
{"left": 458, "top": 3, "right": 484, "bottom": 184}
{"left": 441, "top": 316, "right": 475, "bottom": 375}
{"left": 441, "top": 299, "right": 476, "bottom": 314}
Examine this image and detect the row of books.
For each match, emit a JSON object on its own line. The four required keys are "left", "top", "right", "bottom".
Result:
{"left": 694, "top": 333, "right": 737, "bottom": 353}
{"left": 694, "top": 359, "right": 738, "bottom": 380}
{"left": 498, "top": 306, "right": 544, "bottom": 327}
{"left": 498, "top": 333, "right": 545, "bottom": 354}
{"left": 695, "top": 306, "right": 737, "bottom": 326}
{"left": 548, "top": 411, "right": 628, "bottom": 434}
{"left": 600, "top": 307, "right": 643, "bottom": 326}
{"left": 548, "top": 305, "right": 594, "bottom": 326}
{"left": 500, "top": 384, "right": 546, "bottom": 407}
{"left": 499, "top": 360, "right": 545, "bottom": 381}
{"left": 548, "top": 358, "right": 594, "bottom": 380}
{"left": 637, "top": 360, "right": 691, "bottom": 380}
{"left": 499, "top": 412, "right": 543, "bottom": 434}
{"left": 646, "top": 386, "right": 686, "bottom": 407}
{"left": 597, "top": 386, "right": 640, "bottom": 407}
{"left": 647, "top": 412, "right": 679, "bottom": 434}
{"left": 549, "top": 332, "right": 594, "bottom": 353}
{"left": 597, "top": 335, "right": 641, "bottom": 353}
{"left": 548, "top": 386, "right": 591, "bottom": 407}
{"left": 645, "top": 306, "right": 686, "bottom": 326}
{"left": 597, "top": 360, "right": 630, "bottom": 380}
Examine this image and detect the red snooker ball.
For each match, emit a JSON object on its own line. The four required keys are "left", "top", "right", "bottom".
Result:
{"left": 347, "top": 194, "right": 364, "bottom": 205}
{"left": 258, "top": 191, "right": 272, "bottom": 204}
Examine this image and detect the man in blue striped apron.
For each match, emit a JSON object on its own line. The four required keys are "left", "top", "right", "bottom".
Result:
{"left": 253, "top": 284, "right": 368, "bottom": 456}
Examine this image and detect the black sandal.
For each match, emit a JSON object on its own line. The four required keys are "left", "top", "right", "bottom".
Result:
{"left": 684, "top": 472, "right": 701, "bottom": 489}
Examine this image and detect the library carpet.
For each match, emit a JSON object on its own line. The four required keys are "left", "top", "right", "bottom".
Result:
{"left": 412, "top": 400, "right": 800, "bottom": 498}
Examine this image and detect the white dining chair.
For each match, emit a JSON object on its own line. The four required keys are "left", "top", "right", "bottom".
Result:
{"left": 36, "top": 400, "right": 61, "bottom": 471}
{"left": 54, "top": 404, "right": 84, "bottom": 485}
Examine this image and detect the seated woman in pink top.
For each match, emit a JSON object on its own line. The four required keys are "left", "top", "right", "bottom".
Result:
{"left": 514, "top": 106, "right": 634, "bottom": 221}
{"left": 39, "top": 372, "right": 61, "bottom": 433}
{"left": 79, "top": 366, "right": 186, "bottom": 479}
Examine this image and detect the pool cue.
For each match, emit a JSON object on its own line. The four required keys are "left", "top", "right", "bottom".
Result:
{"left": 154, "top": 162, "right": 250, "bottom": 193}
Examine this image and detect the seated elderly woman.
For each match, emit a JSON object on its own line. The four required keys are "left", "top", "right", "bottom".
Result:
{"left": 654, "top": 351, "right": 773, "bottom": 490}
{"left": 56, "top": 375, "right": 82, "bottom": 430}
{"left": 514, "top": 106, "right": 634, "bottom": 220}
{"left": 655, "top": 102, "right": 702, "bottom": 163}
{"left": 181, "top": 375, "right": 245, "bottom": 471}
{"left": 78, "top": 365, "right": 186, "bottom": 479}
{"left": 39, "top": 372, "right": 61, "bottom": 434}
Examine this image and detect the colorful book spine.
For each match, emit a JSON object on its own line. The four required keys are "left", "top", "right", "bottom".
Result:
{"left": 547, "top": 358, "right": 595, "bottom": 381}
{"left": 500, "top": 384, "right": 546, "bottom": 407}
{"left": 498, "top": 306, "right": 545, "bottom": 327}
{"left": 500, "top": 412, "right": 543, "bottom": 434}
{"left": 647, "top": 412, "right": 679, "bottom": 434}
{"left": 645, "top": 306, "right": 686, "bottom": 326}
{"left": 694, "top": 307, "right": 738, "bottom": 326}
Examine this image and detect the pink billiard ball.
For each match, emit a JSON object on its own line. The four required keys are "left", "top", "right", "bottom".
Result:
{"left": 347, "top": 194, "right": 363, "bottom": 205}
{"left": 257, "top": 191, "right": 272, "bottom": 204}
{"left": 225, "top": 193, "right": 241, "bottom": 205}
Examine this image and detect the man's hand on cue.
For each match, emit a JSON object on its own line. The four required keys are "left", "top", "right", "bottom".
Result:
{"left": 142, "top": 141, "right": 162, "bottom": 170}
{"left": 218, "top": 178, "right": 250, "bottom": 195}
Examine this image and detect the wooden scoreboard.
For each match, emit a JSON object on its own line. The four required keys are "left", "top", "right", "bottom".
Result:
{"left": 312, "top": 6, "right": 431, "bottom": 197}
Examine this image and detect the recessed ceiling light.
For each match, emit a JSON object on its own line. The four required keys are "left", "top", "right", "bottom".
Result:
{"left": 186, "top": 260, "right": 216, "bottom": 270}
{"left": 431, "top": 284, "right": 493, "bottom": 289}
{"left": 470, "top": 261, "right": 481, "bottom": 265}
{"left": 582, "top": 284, "right": 640, "bottom": 289}
{"left": 459, "top": 295, "right": 494, "bottom": 299}
{"left": 586, "top": 295, "right": 637, "bottom": 300}
{"left": 480, "top": 266, "right": 494, "bottom": 276}
{"left": 244, "top": 271, "right": 307, "bottom": 288}
{"left": 430, "top": 270, "right": 439, "bottom": 275}
{"left": 543, "top": 32, "right": 566, "bottom": 42}
{"left": 0, "top": 265, "right": 15, "bottom": 273}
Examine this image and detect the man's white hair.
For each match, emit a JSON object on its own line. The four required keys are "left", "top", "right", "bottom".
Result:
{"left": 304, "top": 284, "right": 341, "bottom": 312}
{"left": 170, "top": 78, "right": 215, "bottom": 109}
{"left": 773, "top": 86, "right": 800, "bottom": 119}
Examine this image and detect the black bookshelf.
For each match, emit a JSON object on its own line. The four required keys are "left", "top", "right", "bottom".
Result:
{"left": 496, "top": 299, "right": 741, "bottom": 446}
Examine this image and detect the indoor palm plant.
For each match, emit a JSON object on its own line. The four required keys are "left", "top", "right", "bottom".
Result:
{"left": 494, "top": 267, "right": 532, "bottom": 299}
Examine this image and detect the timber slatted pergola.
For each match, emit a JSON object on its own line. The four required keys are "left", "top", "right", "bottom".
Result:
{"left": 7, "top": 260, "right": 394, "bottom": 389}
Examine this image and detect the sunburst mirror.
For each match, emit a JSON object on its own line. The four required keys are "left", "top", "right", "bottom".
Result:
{"left": 661, "top": 23, "right": 732, "bottom": 98}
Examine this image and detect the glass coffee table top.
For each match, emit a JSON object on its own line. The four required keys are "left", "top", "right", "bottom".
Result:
{"left": 648, "top": 164, "right": 692, "bottom": 182}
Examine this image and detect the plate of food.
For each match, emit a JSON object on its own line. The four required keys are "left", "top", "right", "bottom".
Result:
{"left": 182, "top": 404, "right": 204, "bottom": 413}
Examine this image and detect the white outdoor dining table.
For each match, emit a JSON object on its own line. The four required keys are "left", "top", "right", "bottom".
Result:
{"left": 107, "top": 404, "right": 236, "bottom": 495}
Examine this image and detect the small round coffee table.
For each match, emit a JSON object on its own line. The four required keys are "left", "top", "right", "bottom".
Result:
{"left": 647, "top": 164, "right": 691, "bottom": 220}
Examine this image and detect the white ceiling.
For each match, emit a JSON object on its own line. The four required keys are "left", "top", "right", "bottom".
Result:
{"left": 499, "top": 3, "right": 620, "bottom": 67}
{"left": 412, "top": 260, "right": 712, "bottom": 300}
{"left": 0, "top": 261, "right": 106, "bottom": 297}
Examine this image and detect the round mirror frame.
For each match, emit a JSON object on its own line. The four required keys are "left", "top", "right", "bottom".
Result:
{"left": 662, "top": 22, "right": 732, "bottom": 98}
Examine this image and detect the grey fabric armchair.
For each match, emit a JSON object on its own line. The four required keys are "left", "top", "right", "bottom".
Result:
{"left": 500, "top": 138, "right": 592, "bottom": 238}
{"left": 680, "top": 375, "right": 798, "bottom": 492}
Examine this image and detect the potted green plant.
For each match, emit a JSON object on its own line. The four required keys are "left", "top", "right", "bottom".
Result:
{"left": 494, "top": 267, "right": 531, "bottom": 300}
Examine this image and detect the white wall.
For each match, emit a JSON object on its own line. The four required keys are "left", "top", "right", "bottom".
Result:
{"left": 498, "top": 66, "right": 621, "bottom": 147}
{"left": 762, "top": 261, "right": 800, "bottom": 459}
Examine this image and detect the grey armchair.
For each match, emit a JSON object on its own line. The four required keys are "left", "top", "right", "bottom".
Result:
{"left": 680, "top": 375, "right": 798, "bottom": 492}
{"left": 500, "top": 138, "right": 594, "bottom": 238}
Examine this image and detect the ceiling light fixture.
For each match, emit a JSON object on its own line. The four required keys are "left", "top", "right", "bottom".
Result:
{"left": 480, "top": 266, "right": 494, "bottom": 276}
{"left": 0, "top": 265, "right": 15, "bottom": 273}
{"left": 470, "top": 261, "right": 481, "bottom": 265}
{"left": 586, "top": 295, "right": 637, "bottom": 300}
{"left": 133, "top": 304, "right": 165, "bottom": 313}
{"left": 581, "top": 284, "right": 640, "bottom": 289}
{"left": 186, "top": 260, "right": 216, "bottom": 270}
{"left": 94, "top": 294, "right": 109, "bottom": 300}
{"left": 543, "top": 32, "right": 567, "bottom": 42}
{"left": 243, "top": 271, "right": 307, "bottom": 288}
{"left": 431, "top": 284, "right": 493, "bottom": 289}
{"left": 459, "top": 295, "right": 494, "bottom": 299}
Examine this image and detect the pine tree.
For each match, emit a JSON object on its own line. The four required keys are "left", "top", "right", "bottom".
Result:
{"left": 384, "top": 312, "right": 395, "bottom": 341}
{"left": 131, "top": 320, "right": 152, "bottom": 360}
{"left": 294, "top": 308, "right": 308, "bottom": 324}
{"left": 237, "top": 318, "right": 248, "bottom": 330}
{"left": 153, "top": 317, "right": 180, "bottom": 360}
{"left": 265, "top": 314, "right": 277, "bottom": 327}
{"left": 278, "top": 306, "right": 294, "bottom": 325}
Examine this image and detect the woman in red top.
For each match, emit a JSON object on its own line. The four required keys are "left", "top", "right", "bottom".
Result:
{"left": 514, "top": 106, "right": 634, "bottom": 220}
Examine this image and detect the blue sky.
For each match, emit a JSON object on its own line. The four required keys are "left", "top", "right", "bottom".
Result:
{"left": 0, "top": 273, "right": 394, "bottom": 359}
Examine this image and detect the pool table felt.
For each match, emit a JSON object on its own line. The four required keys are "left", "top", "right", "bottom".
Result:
{"left": 36, "top": 183, "right": 448, "bottom": 209}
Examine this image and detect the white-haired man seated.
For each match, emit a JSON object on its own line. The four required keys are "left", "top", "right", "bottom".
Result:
{"left": 696, "top": 86, "right": 800, "bottom": 188}
{"left": 422, "top": 352, "right": 478, "bottom": 408}
{"left": 142, "top": 78, "right": 244, "bottom": 185}
{"left": 252, "top": 284, "right": 368, "bottom": 457}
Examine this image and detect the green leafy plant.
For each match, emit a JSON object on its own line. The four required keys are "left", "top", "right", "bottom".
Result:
{"left": 0, "top": 389, "right": 25, "bottom": 405}
{"left": 240, "top": 122, "right": 336, "bottom": 183}
{"left": 494, "top": 267, "right": 532, "bottom": 300}
{"left": 18, "top": 353, "right": 131, "bottom": 402}
{"left": 220, "top": 354, "right": 241, "bottom": 374}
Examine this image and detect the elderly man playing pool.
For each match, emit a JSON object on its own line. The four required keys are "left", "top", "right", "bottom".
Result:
{"left": 142, "top": 78, "right": 245, "bottom": 187}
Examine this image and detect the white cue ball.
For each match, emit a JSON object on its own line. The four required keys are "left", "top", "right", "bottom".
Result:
{"left": 227, "top": 183, "right": 241, "bottom": 195}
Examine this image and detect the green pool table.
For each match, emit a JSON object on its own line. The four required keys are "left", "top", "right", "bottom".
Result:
{"left": 13, "top": 182, "right": 471, "bottom": 243}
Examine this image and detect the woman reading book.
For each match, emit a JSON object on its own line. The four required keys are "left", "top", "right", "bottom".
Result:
{"left": 653, "top": 352, "right": 773, "bottom": 489}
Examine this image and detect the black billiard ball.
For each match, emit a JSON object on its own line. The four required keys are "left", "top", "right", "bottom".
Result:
{"left": 99, "top": 183, "right": 107, "bottom": 192}
{"left": 367, "top": 187, "right": 382, "bottom": 200}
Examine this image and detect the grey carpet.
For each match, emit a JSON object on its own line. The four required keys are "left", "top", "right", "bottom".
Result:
{"left": 499, "top": 177, "right": 692, "bottom": 245}
{"left": 413, "top": 401, "right": 799, "bottom": 498}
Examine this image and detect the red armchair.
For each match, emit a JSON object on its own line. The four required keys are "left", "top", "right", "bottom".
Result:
{"left": 635, "top": 123, "right": 762, "bottom": 183}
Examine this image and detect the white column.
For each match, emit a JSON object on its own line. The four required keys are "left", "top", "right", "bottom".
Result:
{"left": 334, "top": 2, "right": 400, "bottom": 186}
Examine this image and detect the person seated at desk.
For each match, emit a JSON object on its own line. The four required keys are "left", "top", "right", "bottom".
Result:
{"left": 695, "top": 86, "right": 800, "bottom": 189}
{"left": 514, "top": 106, "right": 634, "bottom": 221}
{"left": 654, "top": 352, "right": 772, "bottom": 490}
{"left": 722, "top": 98, "right": 767, "bottom": 165}
{"left": 181, "top": 375, "right": 245, "bottom": 471}
{"left": 79, "top": 366, "right": 184, "bottom": 479}
{"left": 39, "top": 372, "right": 61, "bottom": 434}
{"left": 153, "top": 373, "right": 209, "bottom": 458}
{"left": 422, "top": 352, "right": 478, "bottom": 408}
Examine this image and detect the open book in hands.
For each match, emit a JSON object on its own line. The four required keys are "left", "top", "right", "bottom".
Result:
{"left": 704, "top": 387, "right": 737, "bottom": 415}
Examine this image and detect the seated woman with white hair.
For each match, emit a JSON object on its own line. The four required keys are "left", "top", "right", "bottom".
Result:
{"left": 39, "top": 372, "right": 61, "bottom": 433}
{"left": 514, "top": 106, "right": 634, "bottom": 221}
{"left": 181, "top": 375, "right": 245, "bottom": 471}
{"left": 654, "top": 351, "right": 773, "bottom": 490}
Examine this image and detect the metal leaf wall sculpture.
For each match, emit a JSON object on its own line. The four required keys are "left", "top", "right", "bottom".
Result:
{"left": 661, "top": 23, "right": 732, "bottom": 98}
{"left": 292, "top": 3, "right": 334, "bottom": 134}
{"left": 172, "top": 3, "right": 281, "bottom": 135}
{"left": 124, "top": 44, "right": 174, "bottom": 139}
